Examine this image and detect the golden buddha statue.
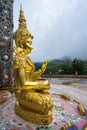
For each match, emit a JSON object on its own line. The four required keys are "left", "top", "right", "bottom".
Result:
{"left": 13, "top": 5, "right": 53, "bottom": 125}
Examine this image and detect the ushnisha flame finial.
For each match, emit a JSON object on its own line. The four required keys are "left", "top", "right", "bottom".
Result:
{"left": 19, "top": 4, "right": 26, "bottom": 28}
{"left": 20, "top": 4, "right": 22, "bottom": 10}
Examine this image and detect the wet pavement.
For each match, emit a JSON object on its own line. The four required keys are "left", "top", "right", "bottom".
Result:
{"left": 49, "top": 82, "right": 87, "bottom": 108}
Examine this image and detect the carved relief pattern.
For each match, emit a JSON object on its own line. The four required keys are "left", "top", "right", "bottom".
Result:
{"left": 0, "top": 0, "right": 13, "bottom": 87}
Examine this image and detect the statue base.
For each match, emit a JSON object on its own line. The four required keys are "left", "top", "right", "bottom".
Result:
{"left": 15, "top": 103, "right": 52, "bottom": 125}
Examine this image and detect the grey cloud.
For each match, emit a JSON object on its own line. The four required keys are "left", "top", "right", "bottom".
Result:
{"left": 14, "top": 0, "right": 87, "bottom": 62}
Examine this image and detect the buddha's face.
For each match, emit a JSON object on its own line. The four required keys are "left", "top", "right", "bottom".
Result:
{"left": 24, "top": 38, "right": 33, "bottom": 54}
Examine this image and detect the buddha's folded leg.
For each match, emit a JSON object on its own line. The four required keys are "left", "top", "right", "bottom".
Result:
{"left": 16, "top": 90, "right": 53, "bottom": 114}
{"left": 15, "top": 102, "right": 52, "bottom": 125}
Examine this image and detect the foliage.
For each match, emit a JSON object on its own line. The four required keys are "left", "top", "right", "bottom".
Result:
{"left": 71, "top": 58, "right": 85, "bottom": 75}
{"left": 35, "top": 58, "right": 87, "bottom": 75}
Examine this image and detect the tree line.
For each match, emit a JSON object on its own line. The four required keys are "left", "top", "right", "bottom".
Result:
{"left": 35, "top": 58, "right": 87, "bottom": 75}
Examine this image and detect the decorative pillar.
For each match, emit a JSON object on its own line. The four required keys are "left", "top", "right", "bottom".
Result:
{"left": 0, "top": 0, "right": 13, "bottom": 87}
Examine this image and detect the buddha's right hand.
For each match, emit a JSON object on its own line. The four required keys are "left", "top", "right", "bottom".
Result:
{"left": 28, "top": 59, "right": 48, "bottom": 81}
{"left": 40, "top": 59, "right": 48, "bottom": 74}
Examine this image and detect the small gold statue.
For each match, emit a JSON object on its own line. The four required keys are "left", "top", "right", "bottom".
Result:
{"left": 13, "top": 5, "right": 53, "bottom": 125}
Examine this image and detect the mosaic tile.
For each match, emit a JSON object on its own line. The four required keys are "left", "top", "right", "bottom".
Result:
{"left": 0, "top": 0, "right": 13, "bottom": 87}
{"left": 0, "top": 91, "right": 87, "bottom": 130}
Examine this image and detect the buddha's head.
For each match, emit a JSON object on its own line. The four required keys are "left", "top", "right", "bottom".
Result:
{"left": 13, "top": 5, "right": 33, "bottom": 54}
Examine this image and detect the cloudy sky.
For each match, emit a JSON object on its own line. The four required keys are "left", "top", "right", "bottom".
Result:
{"left": 14, "top": 0, "right": 87, "bottom": 62}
